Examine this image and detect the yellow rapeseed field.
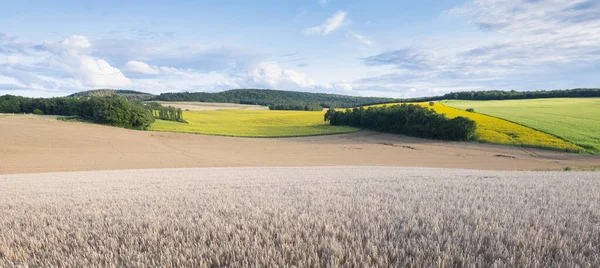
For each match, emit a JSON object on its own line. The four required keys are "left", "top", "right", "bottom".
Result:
{"left": 371, "top": 102, "right": 584, "bottom": 152}
{"left": 150, "top": 109, "right": 358, "bottom": 137}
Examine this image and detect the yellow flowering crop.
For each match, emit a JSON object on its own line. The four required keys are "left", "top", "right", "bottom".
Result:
{"left": 150, "top": 109, "right": 358, "bottom": 137}
{"left": 370, "top": 102, "right": 584, "bottom": 153}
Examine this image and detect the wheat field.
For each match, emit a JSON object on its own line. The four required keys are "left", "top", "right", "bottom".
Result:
{"left": 1, "top": 167, "right": 599, "bottom": 267}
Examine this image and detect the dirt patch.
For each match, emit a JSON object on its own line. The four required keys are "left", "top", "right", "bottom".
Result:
{"left": 1, "top": 115, "right": 599, "bottom": 174}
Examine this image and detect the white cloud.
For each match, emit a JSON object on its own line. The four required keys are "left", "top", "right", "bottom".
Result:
{"left": 7, "top": 56, "right": 19, "bottom": 65}
{"left": 245, "top": 62, "right": 317, "bottom": 89}
{"left": 42, "top": 35, "right": 131, "bottom": 87}
{"left": 304, "top": 11, "right": 348, "bottom": 35}
{"left": 77, "top": 56, "right": 131, "bottom": 87}
{"left": 319, "top": 0, "right": 330, "bottom": 5}
{"left": 124, "top": 60, "right": 160, "bottom": 74}
{"left": 0, "top": 74, "right": 26, "bottom": 88}
{"left": 0, "top": 55, "right": 19, "bottom": 65}
{"left": 348, "top": 31, "right": 374, "bottom": 46}
{"left": 43, "top": 35, "right": 91, "bottom": 53}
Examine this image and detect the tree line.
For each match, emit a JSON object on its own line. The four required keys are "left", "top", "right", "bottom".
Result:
{"left": 268, "top": 103, "right": 323, "bottom": 111}
{"left": 324, "top": 104, "right": 477, "bottom": 141}
{"left": 143, "top": 102, "right": 185, "bottom": 122}
{"left": 0, "top": 95, "right": 156, "bottom": 130}
{"left": 438, "top": 88, "right": 600, "bottom": 101}
{"left": 64, "top": 88, "right": 600, "bottom": 112}
{"left": 155, "top": 89, "right": 397, "bottom": 110}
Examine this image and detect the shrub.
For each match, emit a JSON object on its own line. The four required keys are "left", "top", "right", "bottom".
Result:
{"left": 429, "top": 101, "right": 435, "bottom": 106}
{"left": 32, "top": 109, "right": 44, "bottom": 115}
{"left": 466, "top": 108, "right": 475, "bottom": 112}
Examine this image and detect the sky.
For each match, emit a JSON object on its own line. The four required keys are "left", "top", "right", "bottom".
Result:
{"left": 0, "top": 0, "right": 599, "bottom": 98}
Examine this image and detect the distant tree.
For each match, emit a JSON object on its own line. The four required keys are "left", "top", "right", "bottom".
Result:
{"left": 466, "top": 108, "right": 475, "bottom": 113}
{"left": 33, "top": 109, "right": 44, "bottom": 115}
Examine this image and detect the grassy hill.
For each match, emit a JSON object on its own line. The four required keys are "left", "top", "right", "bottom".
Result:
{"left": 68, "top": 89, "right": 155, "bottom": 101}
{"left": 154, "top": 89, "right": 398, "bottom": 110}
{"left": 443, "top": 98, "right": 600, "bottom": 153}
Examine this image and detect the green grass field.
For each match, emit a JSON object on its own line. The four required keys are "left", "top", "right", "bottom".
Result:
{"left": 150, "top": 109, "right": 359, "bottom": 137}
{"left": 443, "top": 98, "right": 600, "bottom": 153}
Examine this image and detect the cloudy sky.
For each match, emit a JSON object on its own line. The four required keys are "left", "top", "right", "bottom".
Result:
{"left": 1, "top": 0, "right": 599, "bottom": 97}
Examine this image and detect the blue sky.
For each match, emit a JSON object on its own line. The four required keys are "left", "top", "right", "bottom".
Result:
{"left": 0, "top": 0, "right": 599, "bottom": 97}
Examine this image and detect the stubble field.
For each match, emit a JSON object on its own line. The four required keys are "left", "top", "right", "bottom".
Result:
{"left": 1, "top": 167, "right": 599, "bottom": 267}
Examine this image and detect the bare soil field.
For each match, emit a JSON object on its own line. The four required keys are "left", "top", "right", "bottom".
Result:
{"left": 154, "top": 101, "right": 268, "bottom": 111}
{"left": 1, "top": 115, "right": 599, "bottom": 174}
{"left": 0, "top": 167, "right": 599, "bottom": 266}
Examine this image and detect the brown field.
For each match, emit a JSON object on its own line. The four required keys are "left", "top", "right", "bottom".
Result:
{"left": 1, "top": 167, "right": 599, "bottom": 267}
{"left": 154, "top": 101, "right": 269, "bottom": 111}
{"left": 1, "top": 114, "right": 599, "bottom": 174}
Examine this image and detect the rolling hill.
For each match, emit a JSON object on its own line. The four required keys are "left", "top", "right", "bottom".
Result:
{"left": 154, "top": 89, "right": 398, "bottom": 109}
{"left": 68, "top": 89, "right": 155, "bottom": 101}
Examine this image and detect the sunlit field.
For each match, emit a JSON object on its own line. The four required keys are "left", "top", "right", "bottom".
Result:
{"left": 150, "top": 109, "right": 358, "bottom": 137}
{"left": 368, "top": 102, "right": 583, "bottom": 152}
{"left": 1, "top": 167, "right": 599, "bottom": 267}
{"left": 443, "top": 98, "right": 600, "bottom": 154}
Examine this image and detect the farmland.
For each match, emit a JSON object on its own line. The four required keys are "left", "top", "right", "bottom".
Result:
{"left": 368, "top": 102, "right": 584, "bottom": 153}
{"left": 443, "top": 98, "right": 600, "bottom": 154}
{"left": 1, "top": 167, "right": 599, "bottom": 267}
{"left": 150, "top": 109, "right": 358, "bottom": 137}
{"left": 4, "top": 114, "right": 600, "bottom": 174}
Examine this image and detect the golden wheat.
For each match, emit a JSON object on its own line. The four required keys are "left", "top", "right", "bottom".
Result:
{"left": 1, "top": 167, "right": 599, "bottom": 267}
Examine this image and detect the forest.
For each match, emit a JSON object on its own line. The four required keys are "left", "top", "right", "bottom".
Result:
{"left": 68, "top": 89, "right": 155, "bottom": 101}
{"left": 0, "top": 95, "right": 180, "bottom": 130}
{"left": 438, "top": 88, "right": 600, "bottom": 101}
{"left": 155, "top": 89, "right": 397, "bottom": 109}
{"left": 324, "top": 104, "right": 477, "bottom": 141}
{"left": 64, "top": 88, "right": 600, "bottom": 112}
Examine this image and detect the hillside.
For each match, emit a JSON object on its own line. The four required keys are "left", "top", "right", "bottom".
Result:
{"left": 443, "top": 98, "right": 600, "bottom": 153}
{"left": 155, "top": 89, "right": 398, "bottom": 109}
{"left": 68, "top": 89, "right": 155, "bottom": 101}
{"left": 439, "top": 88, "right": 600, "bottom": 101}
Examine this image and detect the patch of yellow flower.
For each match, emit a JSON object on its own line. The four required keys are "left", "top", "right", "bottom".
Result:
{"left": 373, "top": 102, "right": 584, "bottom": 152}
{"left": 150, "top": 109, "right": 358, "bottom": 137}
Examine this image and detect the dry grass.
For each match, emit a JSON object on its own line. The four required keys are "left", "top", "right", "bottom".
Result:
{"left": 1, "top": 167, "right": 599, "bottom": 267}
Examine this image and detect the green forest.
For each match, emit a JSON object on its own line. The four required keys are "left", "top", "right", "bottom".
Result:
{"left": 68, "top": 89, "right": 155, "bottom": 101}
{"left": 439, "top": 88, "right": 600, "bottom": 101}
{"left": 0, "top": 95, "right": 185, "bottom": 130}
{"left": 324, "top": 104, "right": 477, "bottom": 141}
{"left": 64, "top": 88, "right": 600, "bottom": 112}
{"left": 154, "top": 89, "right": 398, "bottom": 109}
